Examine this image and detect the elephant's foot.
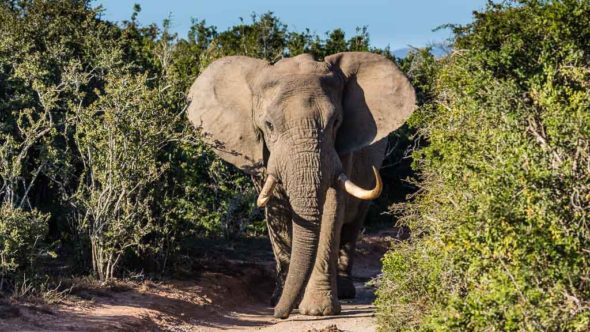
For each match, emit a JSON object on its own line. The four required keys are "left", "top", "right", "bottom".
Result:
{"left": 337, "top": 275, "right": 356, "bottom": 299}
{"left": 298, "top": 289, "right": 341, "bottom": 316}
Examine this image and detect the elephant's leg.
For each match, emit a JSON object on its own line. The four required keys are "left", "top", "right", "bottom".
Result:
{"left": 298, "top": 187, "right": 343, "bottom": 316}
{"left": 337, "top": 202, "right": 369, "bottom": 299}
{"left": 265, "top": 190, "right": 293, "bottom": 306}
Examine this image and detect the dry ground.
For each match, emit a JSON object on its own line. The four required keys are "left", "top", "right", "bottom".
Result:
{"left": 0, "top": 230, "right": 398, "bottom": 332}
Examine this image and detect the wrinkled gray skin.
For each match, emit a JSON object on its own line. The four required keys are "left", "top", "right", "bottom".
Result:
{"left": 187, "top": 52, "right": 415, "bottom": 318}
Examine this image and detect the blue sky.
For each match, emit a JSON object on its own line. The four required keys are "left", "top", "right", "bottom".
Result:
{"left": 94, "top": 0, "right": 488, "bottom": 50}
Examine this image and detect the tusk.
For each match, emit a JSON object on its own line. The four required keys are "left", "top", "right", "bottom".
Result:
{"left": 257, "top": 174, "right": 278, "bottom": 207}
{"left": 338, "top": 166, "right": 383, "bottom": 200}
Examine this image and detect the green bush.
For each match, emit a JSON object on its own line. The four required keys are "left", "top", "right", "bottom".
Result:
{"left": 0, "top": 0, "right": 260, "bottom": 279}
{"left": 377, "top": 1, "right": 590, "bottom": 330}
{"left": 0, "top": 205, "right": 49, "bottom": 286}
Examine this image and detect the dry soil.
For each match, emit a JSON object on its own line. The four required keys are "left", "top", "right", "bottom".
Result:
{"left": 0, "top": 230, "right": 397, "bottom": 332}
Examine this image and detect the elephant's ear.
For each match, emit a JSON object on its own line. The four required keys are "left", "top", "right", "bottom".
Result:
{"left": 325, "top": 52, "right": 416, "bottom": 154}
{"left": 187, "top": 56, "right": 269, "bottom": 175}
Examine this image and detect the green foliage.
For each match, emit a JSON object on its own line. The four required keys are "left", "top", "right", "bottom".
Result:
{"left": 0, "top": 205, "right": 49, "bottom": 285}
{"left": 0, "top": 0, "right": 261, "bottom": 280}
{"left": 192, "top": 12, "right": 379, "bottom": 63}
{"left": 377, "top": 1, "right": 590, "bottom": 330}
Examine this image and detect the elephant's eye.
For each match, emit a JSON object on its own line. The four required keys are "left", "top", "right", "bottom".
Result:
{"left": 266, "top": 121, "right": 274, "bottom": 132}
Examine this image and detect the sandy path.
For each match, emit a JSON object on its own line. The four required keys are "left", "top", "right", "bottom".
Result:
{"left": 0, "top": 231, "right": 393, "bottom": 332}
{"left": 211, "top": 279, "right": 377, "bottom": 332}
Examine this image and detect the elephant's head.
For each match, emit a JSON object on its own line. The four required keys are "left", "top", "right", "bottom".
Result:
{"left": 187, "top": 52, "right": 415, "bottom": 317}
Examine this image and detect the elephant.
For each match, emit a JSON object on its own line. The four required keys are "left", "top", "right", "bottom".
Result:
{"left": 187, "top": 52, "right": 415, "bottom": 318}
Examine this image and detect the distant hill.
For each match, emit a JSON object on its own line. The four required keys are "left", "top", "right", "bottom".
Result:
{"left": 393, "top": 45, "right": 449, "bottom": 59}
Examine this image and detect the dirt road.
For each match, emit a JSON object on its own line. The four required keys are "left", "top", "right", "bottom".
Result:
{"left": 0, "top": 231, "right": 394, "bottom": 332}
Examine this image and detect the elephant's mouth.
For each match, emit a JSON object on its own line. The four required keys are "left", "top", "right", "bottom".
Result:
{"left": 256, "top": 167, "right": 382, "bottom": 207}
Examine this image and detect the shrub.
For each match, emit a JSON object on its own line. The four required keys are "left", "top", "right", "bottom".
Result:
{"left": 377, "top": 1, "right": 590, "bottom": 330}
{"left": 0, "top": 205, "right": 49, "bottom": 287}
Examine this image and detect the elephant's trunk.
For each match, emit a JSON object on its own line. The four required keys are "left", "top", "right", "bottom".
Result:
{"left": 273, "top": 148, "right": 327, "bottom": 318}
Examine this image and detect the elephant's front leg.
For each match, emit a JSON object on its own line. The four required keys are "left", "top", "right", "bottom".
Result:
{"left": 265, "top": 188, "right": 293, "bottom": 306}
{"left": 298, "top": 186, "right": 344, "bottom": 316}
